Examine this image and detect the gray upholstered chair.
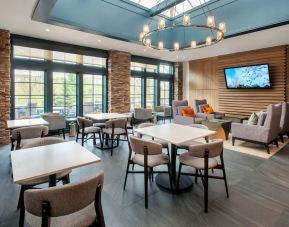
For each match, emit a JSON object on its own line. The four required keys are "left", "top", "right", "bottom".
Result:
{"left": 10, "top": 125, "right": 49, "bottom": 151}
{"left": 102, "top": 118, "right": 128, "bottom": 156}
{"left": 155, "top": 106, "right": 172, "bottom": 123}
{"left": 18, "top": 137, "right": 71, "bottom": 227}
{"left": 76, "top": 117, "right": 102, "bottom": 146}
{"left": 41, "top": 113, "right": 66, "bottom": 139}
{"left": 172, "top": 100, "right": 206, "bottom": 125}
{"left": 132, "top": 108, "right": 153, "bottom": 125}
{"left": 194, "top": 99, "right": 225, "bottom": 119}
{"left": 23, "top": 172, "right": 105, "bottom": 227}
{"left": 123, "top": 136, "right": 172, "bottom": 208}
{"left": 177, "top": 139, "right": 229, "bottom": 213}
{"left": 279, "top": 102, "right": 289, "bottom": 143}
{"left": 231, "top": 104, "right": 282, "bottom": 154}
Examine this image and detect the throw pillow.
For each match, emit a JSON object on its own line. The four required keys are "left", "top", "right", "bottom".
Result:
{"left": 203, "top": 106, "right": 215, "bottom": 114}
{"left": 181, "top": 108, "right": 196, "bottom": 117}
{"left": 257, "top": 112, "right": 267, "bottom": 126}
{"left": 199, "top": 104, "right": 209, "bottom": 113}
{"left": 247, "top": 112, "right": 259, "bottom": 125}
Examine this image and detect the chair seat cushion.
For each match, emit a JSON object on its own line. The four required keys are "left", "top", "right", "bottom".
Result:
{"left": 103, "top": 128, "right": 126, "bottom": 135}
{"left": 25, "top": 202, "right": 96, "bottom": 227}
{"left": 93, "top": 123, "right": 106, "bottom": 128}
{"left": 132, "top": 153, "right": 169, "bottom": 168}
{"left": 13, "top": 138, "right": 43, "bottom": 149}
{"left": 20, "top": 170, "right": 72, "bottom": 186}
{"left": 80, "top": 126, "right": 101, "bottom": 134}
{"left": 179, "top": 152, "right": 218, "bottom": 169}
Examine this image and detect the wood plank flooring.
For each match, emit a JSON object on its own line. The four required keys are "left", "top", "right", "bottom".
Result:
{"left": 1, "top": 134, "right": 289, "bottom": 227}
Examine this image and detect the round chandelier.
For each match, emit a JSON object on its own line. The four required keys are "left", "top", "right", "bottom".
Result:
{"left": 139, "top": 0, "right": 227, "bottom": 51}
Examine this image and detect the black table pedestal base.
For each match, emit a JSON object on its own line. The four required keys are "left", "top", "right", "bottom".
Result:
{"left": 155, "top": 173, "right": 193, "bottom": 193}
{"left": 95, "top": 142, "right": 118, "bottom": 150}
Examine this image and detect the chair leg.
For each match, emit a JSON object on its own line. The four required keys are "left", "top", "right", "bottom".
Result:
{"left": 76, "top": 131, "right": 79, "bottom": 142}
{"left": 204, "top": 167, "right": 208, "bottom": 213}
{"left": 61, "top": 174, "right": 70, "bottom": 185}
{"left": 166, "top": 147, "right": 170, "bottom": 158}
{"left": 220, "top": 154, "right": 229, "bottom": 198}
{"left": 81, "top": 133, "right": 85, "bottom": 146}
{"left": 195, "top": 168, "right": 198, "bottom": 183}
{"left": 232, "top": 137, "right": 235, "bottom": 146}
{"left": 150, "top": 168, "right": 154, "bottom": 182}
{"left": 265, "top": 144, "right": 270, "bottom": 154}
{"left": 275, "top": 139, "right": 279, "bottom": 148}
{"left": 93, "top": 133, "right": 96, "bottom": 145}
{"left": 144, "top": 166, "right": 149, "bottom": 208}
{"left": 18, "top": 185, "right": 31, "bottom": 227}
{"left": 110, "top": 135, "right": 114, "bottom": 156}
{"left": 123, "top": 162, "right": 130, "bottom": 190}
{"left": 280, "top": 135, "right": 284, "bottom": 143}
{"left": 176, "top": 163, "right": 182, "bottom": 191}
{"left": 62, "top": 129, "right": 65, "bottom": 140}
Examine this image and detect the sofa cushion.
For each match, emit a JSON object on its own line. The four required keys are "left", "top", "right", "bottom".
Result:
{"left": 181, "top": 108, "right": 196, "bottom": 117}
{"left": 247, "top": 113, "right": 259, "bottom": 125}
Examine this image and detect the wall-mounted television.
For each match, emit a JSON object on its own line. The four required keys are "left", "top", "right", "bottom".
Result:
{"left": 224, "top": 64, "right": 271, "bottom": 89}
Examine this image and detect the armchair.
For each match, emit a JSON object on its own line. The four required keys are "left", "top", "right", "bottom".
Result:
{"left": 132, "top": 108, "right": 153, "bottom": 125}
{"left": 172, "top": 100, "right": 205, "bottom": 125}
{"left": 194, "top": 99, "right": 225, "bottom": 119}
{"left": 231, "top": 104, "right": 282, "bottom": 154}
{"left": 279, "top": 102, "right": 289, "bottom": 143}
{"left": 41, "top": 113, "right": 66, "bottom": 139}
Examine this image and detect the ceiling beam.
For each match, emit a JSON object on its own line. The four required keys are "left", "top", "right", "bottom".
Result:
{"left": 150, "top": 0, "right": 186, "bottom": 17}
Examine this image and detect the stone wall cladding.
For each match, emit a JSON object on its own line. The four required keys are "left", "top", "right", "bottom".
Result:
{"left": 174, "top": 62, "right": 183, "bottom": 100}
{"left": 0, "top": 29, "right": 10, "bottom": 144}
{"left": 108, "top": 50, "right": 131, "bottom": 113}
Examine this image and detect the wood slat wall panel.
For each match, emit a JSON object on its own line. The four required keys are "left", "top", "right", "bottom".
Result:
{"left": 217, "top": 46, "right": 287, "bottom": 116}
{"left": 187, "top": 45, "right": 287, "bottom": 117}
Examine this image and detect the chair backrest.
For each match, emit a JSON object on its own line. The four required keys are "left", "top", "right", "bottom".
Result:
{"left": 41, "top": 113, "right": 66, "bottom": 130}
{"left": 188, "top": 139, "right": 223, "bottom": 158}
{"left": 163, "top": 106, "right": 172, "bottom": 116}
{"left": 24, "top": 172, "right": 104, "bottom": 217}
{"left": 134, "top": 108, "right": 153, "bottom": 120}
{"left": 105, "top": 118, "right": 127, "bottom": 129}
{"left": 172, "top": 100, "right": 188, "bottom": 118}
{"left": 11, "top": 126, "right": 49, "bottom": 140}
{"left": 129, "top": 136, "right": 162, "bottom": 155}
{"left": 154, "top": 106, "right": 164, "bottom": 112}
{"left": 77, "top": 117, "right": 93, "bottom": 129}
{"left": 263, "top": 104, "right": 282, "bottom": 140}
{"left": 194, "top": 99, "right": 207, "bottom": 113}
{"left": 188, "top": 124, "right": 209, "bottom": 130}
{"left": 280, "top": 102, "right": 289, "bottom": 134}
{"left": 22, "top": 137, "right": 65, "bottom": 149}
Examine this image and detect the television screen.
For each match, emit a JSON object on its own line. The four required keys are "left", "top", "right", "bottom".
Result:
{"left": 224, "top": 64, "right": 271, "bottom": 89}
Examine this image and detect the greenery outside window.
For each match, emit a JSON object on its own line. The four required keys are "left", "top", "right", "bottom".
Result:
{"left": 130, "top": 77, "right": 142, "bottom": 110}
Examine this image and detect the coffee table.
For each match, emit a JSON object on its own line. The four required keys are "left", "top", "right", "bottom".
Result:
{"left": 202, "top": 119, "right": 232, "bottom": 140}
{"left": 134, "top": 123, "right": 215, "bottom": 192}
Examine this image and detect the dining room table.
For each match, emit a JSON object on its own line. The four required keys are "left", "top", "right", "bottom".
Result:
{"left": 134, "top": 123, "right": 216, "bottom": 192}
{"left": 11, "top": 141, "right": 101, "bottom": 187}
{"left": 6, "top": 118, "right": 49, "bottom": 129}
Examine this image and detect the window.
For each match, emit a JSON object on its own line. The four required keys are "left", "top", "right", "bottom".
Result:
{"left": 53, "top": 72, "right": 77, "bottom": 117}
{"left": 53, "top": 51, "right": 77, "bottom": 64}
{"left": 14, "top": 70, "right": 45, "bottom": 119}
{"left": 160, "top": 81, "right": 170, "bottom": 106}
{"left": 83, "top": 56, "right": 106, "bottom": 68}
{"left": 83, "top": 74, "right": 103, "bottom": 114}
{"left": 130, "top": 77, "right": 142, "bottom": 110}
{"left": 146, "top": 79, "right": 155, "bottom": 109}
{"left": 13, "top": 46, "right": 45, "bottom": 61}
{"left": 159, "top": 64, "right": 172, "bottom": 74}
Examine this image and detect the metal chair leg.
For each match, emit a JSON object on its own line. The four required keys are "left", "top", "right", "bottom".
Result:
{"left": 176, "top": 163, "right": 182, "bottom": 191}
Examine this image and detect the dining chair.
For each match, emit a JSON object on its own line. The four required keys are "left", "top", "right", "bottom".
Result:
{"left": 76, "top": 117, "right": 102, "bottom": 146}
{"left": 18, "top": 137, "right": 71, "bottom": 227}
{"left": 123, "top": 136, "right": 172, "bottom": 208}
{"left": 10, "top": 125, "right": 49, "bottom": 151}
{"left": 102, "top": 118, "right": 128, "bottom": 156}
{"left": 177, "top": 139, "right": 229, "bottom": 213}
{"left": 23, "top": 172, "right": 105, "bottom": 227}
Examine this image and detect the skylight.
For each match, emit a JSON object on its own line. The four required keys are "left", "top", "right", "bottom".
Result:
{"left": 161, "top": 0, "right": 210, "bottom": 18}
{"left": 129, "top": 0, "right": 164, "bottom": 9}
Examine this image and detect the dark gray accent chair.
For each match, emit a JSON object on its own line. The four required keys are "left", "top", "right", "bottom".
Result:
{"left": 23, "top": 172, "right": 105, "bottom": 227}
{"left": 194, "top": 99, "right": 225, "bottom": 119}
{"left": 172, "top": 100, "right": 206, "bottom": 125}
{"left": 231, "top": 104, "right": 282, "bottom": 154}
{"left": 279, "top": 102, "right": 289, "bottom": 143}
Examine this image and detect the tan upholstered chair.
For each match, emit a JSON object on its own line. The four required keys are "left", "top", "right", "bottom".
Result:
{"left": 23, "top": 172, "right": 105, "bottom": 227}
{"left": 41, "top": 113, "right": 66, "bottom": 139}
{"left": 102, "top": 118, "right": 128, "bottom": 156}
{"left": 132, "top": 108, "right": 153, "bottom": 125}
{"left": 76, "top": 117, "right": 102, "bottom": 146}
{"left": 11, "top": 125, "right": 49, "bottom": 151}
{"left": 123, "top": 136, "right": 172, "bottom": 208}
{"left": 177, "top": 139, "right": 229, "bottom": 213}
{"left": 18, "top": 137, "right": 71, "bottom": 227}
{"left": 155, "top": 106, "right": 172, "bottom": 123}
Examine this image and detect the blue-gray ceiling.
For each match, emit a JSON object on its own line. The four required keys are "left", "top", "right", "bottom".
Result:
{"left": 33, "top": 0, "right": 289, "bottom": 49}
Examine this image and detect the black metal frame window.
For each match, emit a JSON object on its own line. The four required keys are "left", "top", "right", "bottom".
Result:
{"left": 146, "top": 78, "right": 156, "bottom": 109}
{"left": 130, "top": 77, "right": 143, "bottom": 110}
{"left": 159, "top": 80, "right": 170, "bottom": 106}
{"left": 13, "top": 69, "right": 45, "bottom": 119}
{"left": 52, "top": 72, "right": 77, "bottom": 117}
{"left": 83, "top": 74, "right": 104, "bottom": 114}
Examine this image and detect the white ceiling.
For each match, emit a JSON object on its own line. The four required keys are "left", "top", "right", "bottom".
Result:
{"left": 1, "top": 0, "right": 289, "bottom": 62}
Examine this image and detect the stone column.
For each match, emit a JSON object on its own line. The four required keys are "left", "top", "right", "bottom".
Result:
{"left": 0, "top": 29, "right": 10, "bottom": 145}
{"left": 108, "top": 50, "right": 131, "bottom": 113}
{"left": 174, "top": 62, "right": 183, "bottom": 101}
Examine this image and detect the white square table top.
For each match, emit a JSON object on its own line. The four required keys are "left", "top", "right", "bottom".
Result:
{"left": 6, "top": 118, "right": 49, "bottom": 129}
{"left": 84, "top": 113, "right": 130, "bottom": 120}
{"left": 134, "top": 123, "right": 216, "bottom": 145}
{"left": 11, "top": 141, "right": 101, "bottom": 184}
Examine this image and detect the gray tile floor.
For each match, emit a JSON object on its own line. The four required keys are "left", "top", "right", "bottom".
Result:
{"left": 1, "top": 134, "right": 289, "bottom": 227}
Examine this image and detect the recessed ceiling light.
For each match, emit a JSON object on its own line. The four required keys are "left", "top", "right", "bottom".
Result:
{"left": 45, "top": 28, "right": 50, "bottom": 32}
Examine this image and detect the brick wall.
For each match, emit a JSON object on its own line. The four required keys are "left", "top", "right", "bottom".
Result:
{"left": 0, "top": 29, "right": 10, "bottom": 145}
{"left": 108, "top": 50, "right": 131, "bottom": 113}
{"left": 174, "top": 62, "right": 183, "bottom": 100}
